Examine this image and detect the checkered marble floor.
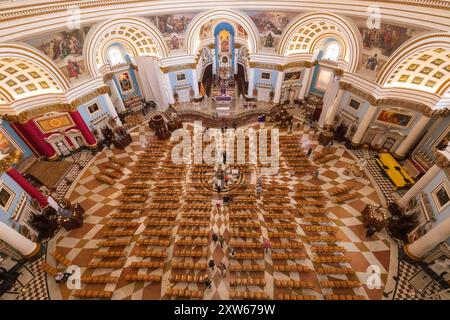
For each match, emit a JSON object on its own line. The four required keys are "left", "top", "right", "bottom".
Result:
{"left": 393, "top": 259, "right": 445, "bottom": 300}
{"left": 18, "top": 122, "right": 399, "bottom": 301}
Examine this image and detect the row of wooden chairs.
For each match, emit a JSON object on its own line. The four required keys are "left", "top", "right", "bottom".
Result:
{"left": 92, "top": 251, "right": 125, "bottom": 258}
{"left": 95, "top": 173, "right": 114, "bottom": 185}
{"left": 145, "top": 220, "right": 175, "bottom": 227}
{"left": 272, "top": 253, "right": 306, "bottom": 260}
{"left": 229, "top": 221, "right": 260, "bottom": 228}
{"left": 186, "top": 190, "right": 212, "bottom": 196}
{"left": 118, "top": 204, "right": 144, "bottom": 210}
{"left": 315, "top": 155, "right": 339, "bottom": 164}
{"left": 229, "top": 291, "right": 267, "bottom": 300}
{"left": 147, "top": 212, "right": 177, "bottom": 218}
{"left": 81, "top": 275, "right": 118, "bottom": 284}
{"left": 234, "top": 252, "right": 264, "bottom": 260}
{"left": 229, "top": 264, "right": 265, "bottom": 272}
{"left": 174, "top": 250, "right": 207, "bottom": 257}
{"left": 268, "top": 231, "right": 297, "bottom": 238}
{"left": 171, "top": 261, "right": 207, "bottom": 270}
{"left": 154, "top": 190, "right": 179, "bottom": 196}
{"left": 230, "top": 278, "right": 266, "bottom": 286}
{"left": 297, "top": 200, "right": 325, "bottom": 207}
{"left": 305, "top": 235, "right": 338, "bottom": 243}
{"left": 316, "top": 267, "right": 355, "bottom": 275}
{"left": 271, "top": 242, "right": 304, "bottom": 249}
{"left": 311, "top": 246, "right": 346, "bottom": 253}
{"left": 277, "top": 294, "right": 316, "bottom": 300}
{"left": 274, "top": 280, "right": 313, "bottom": 288}
{"left": 122, "top": 182, "right": 149, "bottom": 189}
{"left": 98, "top": 239, "right": 131, "bottom": 247}
{"left": 178, "top": 221, "right": 210, "bottom": 227}
{"left": 169, "top": 274, "right": 206, "bottom": 283}
{"left": 121, "top": 189, "right": 148, "bottom": 196}
{"left": 40, "top": 262, "right": 59, "bottom": 277}
{"left": 324, "top": 295, "right": 365, "bottom": 300}
{"left": 185, "top": 204, "right": 211, "bottom": 210}
{"left": 102, "top": 230, "right": 135, "bottom": 237}
{"left": 142, "top": 230, "right": 172, "bottom": 236}
{"left": 321, "top": 280, "right": 361, "bottom": 288}
{"left": 137, "top": 250, "right": 167, "bottom": 258}
{"left": 229, "top": 213, "right": 258, "bottom": 219}
{"left": 312, "top": 148, "right": 334, "bottom": 160}
{"left": 185, "top": 196, "right": 210, "bottom": 202}
{"left": 105, "top": 162, "right": 124, "bottom": 171}
{"left": 154, "top": 182, "right": 183, "bottom": 188}
{"left": 152, "top": 196, "right": 180, "bottom": 202}
{"left": 176, "top": 239, "right": 208, "bottom": 246}
{"left": 229, "top": 205, "right": 258, "bottom": 210}
{"left": 129, "top": 173, "right": 154, "bottom": 179}
{"left": 165, "top": 288, "right": 204, "bottom": 299}
{"left": 177, "top": 230, "right": 209, "bottom": 236}
{"left": 229, "top": 241, "right": 261, "bottom": 249}
{"left": 298, "top": 208, "right": 327, "bottom": 215}
{"left": 230, "top": 231, "right": 261, "bottom": 238}
{"left": 303, "top": 217, "right": 334, "bottom": 223}
{"left": 263, "top": 213, "right": 294, "bottom": 220}
{"left": 303, "top": 225, "right": 338, "bottom": 233}
{"left": 273, "top": 264, "right": 310, "bottom": 272}
{"left": 266, "top": 222, "right": 296, "bottom": 229}
{"left": 87, "top": 261, "right": 124, "bottom": 268}
{"left": 181, "top": 212, "right": 211, "bottom": 218}
{"left": 106, "top": 221, "right": 139, "bottom": 228}
{"left": 108, "top": 156, "right": 127, "bottom": 167}
{"left": 335, "top": 193, "right": 357, "bottom": 203}
{"left": 125, "top": 274, "right": 162, "bottom": 282}
{"left": 329, "top": 186, "right": 353, "bottom": 196}
{"left": 314, "top": 256, "right": 351, "bottom": 263}
{"left": 148, "top": 203, "right": 180, "bottom": 209}
{"left": 129, "top": 261, "right": 164, "bottom": 269}
{"left": 118, "top": 196, "right": 147, "bottom": 202}
{"left": 137, "top": 239, "right": 170, "bottom": 246}
{"left": 264, "top": 205, "right": 293, "bottom": 211}
{"left": 72, "top": 290, "right": 113, "bottom": 299}
{"left": 110, "top": 212, "right": 140, "bottom": 219}
{"left": 294, "top": 192, "right": 323, "bottom": 198}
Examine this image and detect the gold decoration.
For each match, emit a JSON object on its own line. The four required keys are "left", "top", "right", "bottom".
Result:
{"left": 0, "top": 154, "right": 14, "bottom": 173}
{"left": 1, "top": 86, "right": 110, "bottom": 123}
{"left": 160, "top": 63, "right": 197, "bottom": 74}
{"left": 434, "top": 150, "right": 450, "bottom": 169}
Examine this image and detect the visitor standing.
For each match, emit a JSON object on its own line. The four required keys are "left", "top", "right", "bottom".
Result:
{"left": 212, "top": 232, "right": 218, "bottom": 244}
{"left": 263, "top": 239, "right": 271, "bottom": 253}
{"left": 218, "top": 235, "right": 225, "bottom": 248}
{"left": 218, "top": 262, "right": 227, "bottom": 277}
{"left": 208, "top": 259, "right": 215, "bottom": 271}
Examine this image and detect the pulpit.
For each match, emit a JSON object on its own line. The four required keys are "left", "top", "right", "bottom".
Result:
{"left": 60, "top": 202, "right": 84, "bottom": 231}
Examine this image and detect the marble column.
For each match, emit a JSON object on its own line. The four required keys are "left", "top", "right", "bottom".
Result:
{"left": 191, "top": 68, "right": 200, "bottom": 97}
{"left": 325, "top": 88, "right": 345, "bottom": 125}
{"left": 101, "top": 94, "right": 122, "bottom": 126}
{"left": 164, "top": 73, "right": 175, "bottom": 105}
{"left": 11, "top": 121, "right": 58, "bottom": 160}
{"left": 273, "top": 71, "right": 284, "bottom": 104}
{"left": 106, "top": 78, "right": 126, "bottom": 112}
{"left": 404, "top": 217, "right": 450, "bottom": 260}
{"left": 69, "top": 111, "right": 97, "bottom": 147}
{"left": 351, "top": 104, "right": 378, "bottom": 145}
{"left": 394, "top": 116, "right": 431, "bottom": 158}
{"left": 304, "top": 65, "right": 315, "bottom": 97}
{"left": 318, "top": 76, "right": 339, "bottom": 127}
{"left": 6, "top": 168, "right": 48, "bottom": 207}
{"left": 0, "top": 221, "right": 41, "bottom": 259}
{"left": 298, "top": 68, "right": 311, "bottom": 100}
{"left": 396, "top": 164, "right": 440, "bottom": 209}
{"left": 247, "top": 68, "right": 255, "bottom": 97}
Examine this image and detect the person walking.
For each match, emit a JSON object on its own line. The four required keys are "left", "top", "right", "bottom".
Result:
{"left": 230, "top": 248, "right": 236, "bottom": 259}
{"left": 212, "top": 232, "right": 219, "bottom": 244}
{"left": 218, "top": 262, "right": 227, "bottom": 277}
{"left": 208, "top": 259, "right": 215, "bottom": 271}
{"left": 365, "top": 226, "right": 377, "bottom": 239}
{"left": 204, "top": 275, "right": 212, "bottom": 289}
{"left": 216, "top": 201, "right": 221, "bottom": 212}
{"left": 218, "top": 235, "right": 225, "bottom": 248}
{"left": 263, "top": 239, "right": 271, "bottom": 253}
{"left": 307, "top": 147, "right": 313, "bottom": 157}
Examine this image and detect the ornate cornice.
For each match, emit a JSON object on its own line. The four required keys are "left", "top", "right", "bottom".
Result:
{"left": 103, "top": 72, "right": 114, "bottom": 81}
{"left": 340, "top": 81, "right": 449, "bottom": 117}
{"left": 1, "top": 86, "right": 110, "bottom": 123}
{"left": 0, "top": 149, "right": 22, "bottom": 174}
{"left": 161, "top": 63, "right": 197, "bottom": 73}
{"left": 249, "top": 62, "right": 283, "bottom": 72}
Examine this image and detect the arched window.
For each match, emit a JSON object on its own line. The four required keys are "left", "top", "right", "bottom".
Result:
{"left": 108, "top": 47, "right": 125, "bottom": 66}
{"left": 324, "top": 43, "right": 340, "bottom": 61}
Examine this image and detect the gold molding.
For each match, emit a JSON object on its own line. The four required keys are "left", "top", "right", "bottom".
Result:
{"left": 434, "top": 150, "right": 450, "bottom": 169}
{"left": 1, "top": 86, "right": 110, "bottom": 123}
{"left": 340, "top": 81, "right": 449, "bottom": 117}
{"left": 160, "top": 63, "right": 197, "bottom": 74}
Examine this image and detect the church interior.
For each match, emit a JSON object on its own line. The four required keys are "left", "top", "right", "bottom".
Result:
{"left": 0, "top": 0, "right": 449, "bottom": 301}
